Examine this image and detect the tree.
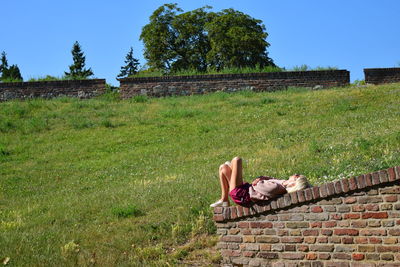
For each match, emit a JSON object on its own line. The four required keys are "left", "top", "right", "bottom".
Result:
{"left": 205, "top": 9, "right": 275, "bottom": 70}
{"left": 140, "top": 4, "right": 275, "bottom": 73}
{"left": 0, "top": 51, "right": 8, "bottom": 76}
{"left": 2, "top": 65, "right": 23, "bottom": 81}
{"left": 140, "top": 4, "right": 182, "bottom": 72}
{"left": 64, "top": 41, "right": 93, "bottom": 79}
{"left": 117, "top": 47, "right": 140, "bottom": 78}
{"left": 0, "top": 52, "right": 23, "bottom": 82}
{"left": 171, "top": 6, "right": 214, "bottom": 72}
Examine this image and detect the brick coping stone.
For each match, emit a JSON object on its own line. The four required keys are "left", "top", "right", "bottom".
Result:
{"left": 213, "top": 166, "right": 400, "bottom": 223}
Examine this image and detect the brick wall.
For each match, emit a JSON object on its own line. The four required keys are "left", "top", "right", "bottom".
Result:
{"left": 118, "top": 70, "right": 350, "bottom": 98}
{"left": 213, "top": 167, "right": 400, "bottom": 267}
{"left": 364, "top": 68, "right": 400, "bottom": 85}
{"left": 0, "top": 79, "right": 106, "bottom": 101}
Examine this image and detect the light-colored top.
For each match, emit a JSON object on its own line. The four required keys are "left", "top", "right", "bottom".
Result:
{"left": 249, "top": 176, "right": 287, "bottom": 201}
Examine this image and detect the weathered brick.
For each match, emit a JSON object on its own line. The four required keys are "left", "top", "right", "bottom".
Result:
{"left": 326, "top": 182, "right": 335, "bottom": 196}
{"left": 334, "top": 229, "right": 359, "bottom": 236}
{"left": 338, "top": 220, "right": 350, "bottom": 227}
{"left": 290, "top": 229, "right": 302, "bottom": 236}
{"left": 298, "top": 245, "right": 309, "bottom": 252}
{"left": 324, "top": 221, "right": 337, "bottom": 227}
{"left": 321, "top": 229, "right": 333, "bottom": 236}
{"left": 297, "top": 190, "right": 306, "bottom": 202}
{"left": 238, "top": 221, "right": 250, "bottom": 228}
{"left": 385, "top": 195, "right": 398, "bottom": 202}
{"left": 280, "top": 236, "right": 304, "bottom": 243}
{"left": 344, "top": 213, "right": 360, "bottom": 219}
{"left": 244, "top": 243, "right": 259, "bottom": 251}
{"left": 330, "top": 213, "right": 342, "bottom": 220}
{"left": 358, "top": 245, "right": 375, "bottom": 252}
{"left": 365, "top": 203, "right": 380, "bottom": 211}
{"left": 312, "top": 186, "right": 321, "bottom": 199}
{"left": 310, "top": 222, "right": 322, "bottom": 228}
{"left": 257, "top": 252, "right": 278, "bottom": 259}
{"left": 318, "top": 198, "right": 342, "bottom": 205}
{"left": 228, "top": 228, "right": 240, "bottom": 235}
{"left": 310, "top": 244, "right": 334, "bottom": 252}
{"left": 256, "top": 236, "right": 279, "bottom": 243}
{"left": 286, "top": 222, "right": 309, "bottom": 228}
{"left": 345, "top": 196, "right": 357, "bottom": 204}
{"left": 366, "top": 253, "right": 380, "bottom": 260}
{"left": 381, "top": 253, "right": 394, "bottom": 261}
{"left": 388, "top": 229, "right": 400, "bottom": 236}
{"left": 335, "top": 245, "right": 356, "bottom": 252}
{"left": 368, "top": 220, "right": 381, "bottom": 227}
{"left": 388, "top": 167, "right": 397, "bottom": 182}
{"left": 359, "top": 196, "right": 383, "bottom": 204}
{"left": 259, "top": 244, "right": 271, "bottom": 251}
{"left": 304, "top": 188, "right": 313, "bottom": 201}
{"left": 379, "top": 170, "right": 389, "bottom": 183}
{"left": 281, "top": 252, "right": 305, "bottom": 260}
{"left": 380, "top": 186, "right": 400, "bottom": 194}
{"left": 311, "top": 206, "right": 323, "bottom": 213}
{"left": 271, "top": 244, "right": 284, "bottom": 251}
{"left": 221, "top": 249, "right": 241, "bottom": 257}
{"left": 279, "top": 214, "right": 304, "bottom": 221}
{"left": 337, "top": 205, "right": 351, "bottom": 213}
{"left": 333, "top": 253, "right": 352, "bottom": 260}
{"left": 241, "top": 229, "right": 252, "bottom": 235}
{"left": 372, "top": 172, "right": 380, "bottom": 185}
{"left": 304, "top": 237, "right": 316, "bottom": 244}
{"left": 243, "top": 251, "right": 256, "bottom": 257}
{"left": 251, "top": 229, "right": 263, "bottom": 235}
{"left": 383, "top": 237, "right": 398, "bottom": 244}
{"left": 342, "top": 237, "right": 354, "bottom": 244}
{"left": 324, "top": 206, "right": 336, "bottom": 212}
{"left": 368, "top": 237, "right": 383, "bottom": 244}
{"left": 352, "top": 253, "right": 365, "bottom": 261}
{"left": 364, "top": 173, "right": 373, "bottom": 187}
{"left": 319, "top": 184, "right": 328, "bottom": 198}
{"left": 221, "top": 235, "right": 242, "bottom": 242}
{"left": 317, "top": 236, "right": 328, "bottom": 243}
{"left": 306, "top": 213, "right": 329, "bottom": 221}
{"left": 382, "top": 220, "right": 395, "bottom": 227}
{"left": 264, "top": 229, "right": 276, "bottom": 235}
{"left": 306, "top": 252, "right": 317, "bottom": 260}
{"left": 362, "top": 212, "right": 388, "bottom": 219}
{"left": 351, "top": 221, "right": 367, "bottom": 228}
{"left": 349, "top": 176, "right": 358, "bottom": 190}
{"left": 330, "top": 236, "right": 341, "bottom": 243}
{"left": 318, "top": 253, "right": 331, "bottom": 260}
{"left": 377, "top": 246, "right": 400, "bottom": 252}
{"left": 243, "top": 235, "right": 255, "bottom": 243}
{"left": 360, "top": 229, "right": 386, "bottom": 236}
{"left": 303, "top": 230, "right": 319, "bottom": 236}
{"left": 352, "top": 204, "right": 365, "bottom": 212}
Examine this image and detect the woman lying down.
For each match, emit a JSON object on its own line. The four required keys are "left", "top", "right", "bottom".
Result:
{"left": 210, "top": 157, "right": 312, "bottom": 208}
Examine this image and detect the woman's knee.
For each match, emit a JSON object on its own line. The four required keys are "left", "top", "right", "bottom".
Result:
{"left": 219, "top": 164, "right": 230, "bottom": 173}
{"left": 231, "top": 156, "right": 242, "bottom": 165}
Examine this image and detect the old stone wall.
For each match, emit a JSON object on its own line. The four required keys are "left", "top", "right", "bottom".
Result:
{"left": 0, "top": 79, "right": 106, "bottom": 101}
{"left": 118, "top": 70, "right": 350, "bottom": 98}
{"left": 364, "top": 68, "right": 400, "bottom": 85}
{"left": 213, "top": 167, "right": 400, "bottom": 267}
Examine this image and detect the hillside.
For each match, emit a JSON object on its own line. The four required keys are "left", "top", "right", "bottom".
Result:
{"left": 1, "top": 84, "right": 400, "bottom": 266}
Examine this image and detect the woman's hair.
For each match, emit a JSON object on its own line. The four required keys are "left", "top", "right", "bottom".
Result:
{"left": 286, "top": 175, "right": 312, "bottom": 193}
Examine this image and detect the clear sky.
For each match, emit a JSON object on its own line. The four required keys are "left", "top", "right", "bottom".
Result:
{"left": 1, "top": 0, "right": 399, "bottom": 85}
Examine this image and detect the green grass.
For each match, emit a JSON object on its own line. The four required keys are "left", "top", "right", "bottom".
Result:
{"left": 1, "top": 83, "right": 400, "bottom": 265}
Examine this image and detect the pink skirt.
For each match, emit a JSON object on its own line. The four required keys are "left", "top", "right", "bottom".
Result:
{"left": 229, "top": 183, "right": 252, "bottom": 206}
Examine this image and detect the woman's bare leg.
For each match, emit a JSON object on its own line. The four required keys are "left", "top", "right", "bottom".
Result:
{"left": 229, "top": 156, "right": 244, "bottom": 191}
{"left": 219, "top": 163, "right": 232, "bottom": 202}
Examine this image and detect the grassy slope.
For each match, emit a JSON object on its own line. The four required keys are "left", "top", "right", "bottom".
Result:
{"left": 1, "top": 84, "right": 400, "bottom": 266}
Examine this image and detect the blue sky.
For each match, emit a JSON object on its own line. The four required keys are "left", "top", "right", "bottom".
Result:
{"left": 1, "top": 0, "right": 399, "bottom": 85}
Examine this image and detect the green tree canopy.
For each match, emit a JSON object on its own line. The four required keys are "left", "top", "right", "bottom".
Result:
{"left": 140, "top": 4, "right": 275, "bottom": 73}
{"left": 64, "top": 41, "right": 94, "bottom": 79}
{"left": 117, "top": 47, "right": 140, "bottom": 78}
{"left": 0, "top": 51, "right": 23, "bottom": 82}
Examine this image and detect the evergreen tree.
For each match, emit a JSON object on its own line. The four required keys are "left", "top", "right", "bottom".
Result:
{"left": 0, "top": 52, "right": 23, "bottom": 82}
{"left": 2, "top": 65, "right": 23, "bottom": 81}
{"left": 0, "top": 51, "right": 8, "bottom": 76}
{"left": 64, "top": 41, "right": 94, "bottom": 79}
{"left": 117, "top": 47, "right": 140, "bottom": 78}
